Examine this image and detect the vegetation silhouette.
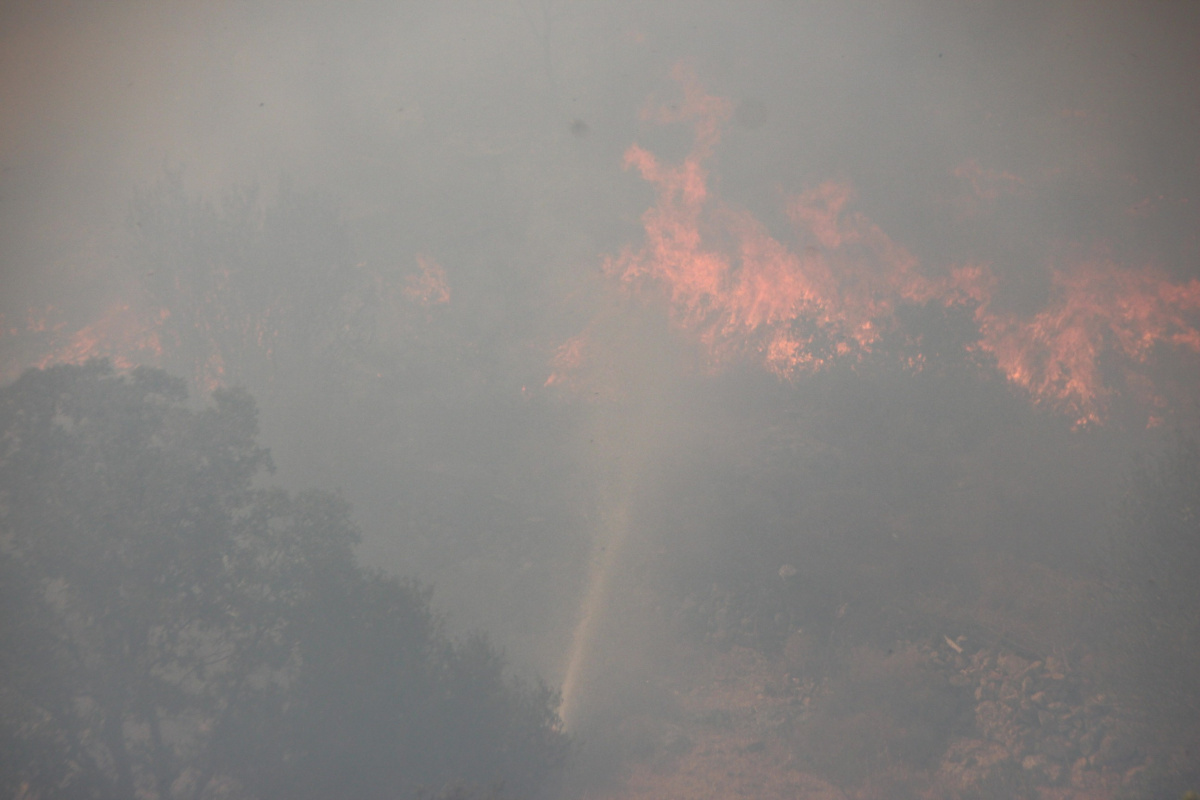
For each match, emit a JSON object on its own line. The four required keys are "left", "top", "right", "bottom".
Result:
{"left": 0, "top": 360, "right": 567, "bottom": 800}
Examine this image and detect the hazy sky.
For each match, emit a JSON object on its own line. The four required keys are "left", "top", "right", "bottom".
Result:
{"left": 5, "top": 1, "right": 1198, "bottom": 315}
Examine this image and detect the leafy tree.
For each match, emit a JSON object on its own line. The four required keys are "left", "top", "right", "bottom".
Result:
{"left": 0, "top": 361, "right": 566, "bottom": 799}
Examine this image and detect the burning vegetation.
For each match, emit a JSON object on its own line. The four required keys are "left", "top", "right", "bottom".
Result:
{"left": 591, "top": 67, "right": 1200, "bottom": 427}
{"left": 0, "top": 362, "right": 567, "bottom": 800}
{"left": 3, "top": 15, "right": 1200, "bottom": 798}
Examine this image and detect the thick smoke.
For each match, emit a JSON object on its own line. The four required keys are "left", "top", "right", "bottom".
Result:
{"left": 3, "top": 2, "right": 1200, "bottom": 798}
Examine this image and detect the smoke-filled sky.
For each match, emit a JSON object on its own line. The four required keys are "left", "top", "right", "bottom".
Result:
{"left": 3, "top": 1, "right": 1200, "bottom": 789}
{"left": 6, "top": 1, "right": 1198, "bottom": 316}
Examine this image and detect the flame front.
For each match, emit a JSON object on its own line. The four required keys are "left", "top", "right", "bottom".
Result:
{"left": 0, "top": 303, "right": 168, "bottom": 384}
{"left": 6, "top": 251, "right": 454, "bottom": 393}
{"left": 598, "top": 67, "right": 1200, "bottom": 427}
{"left": 973, "top": 262, "right": 1200, "bottom": 425}
{"left": 554, "top": 69, "right": 1200, "bottom": 725}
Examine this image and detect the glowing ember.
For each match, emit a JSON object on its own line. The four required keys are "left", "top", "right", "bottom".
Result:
{"left": 545, "top": 335, "right": 588, "bottom": 389}
{"left": 403, "top": 254, "right": 451, "bottom": 307}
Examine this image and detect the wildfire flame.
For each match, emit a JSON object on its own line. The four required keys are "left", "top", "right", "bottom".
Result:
{"left": 403, "top": 254, "right": 451, "bottom": 307}
{"left": 592, "top": 65, "right": 1200, "bottom": 427}
{"left": 6, "top": 251, "right": 454, "bottom": 392}
{"left": 553, "top": 65, "right": 1200, "bottom": 732}
{"left": 35, "top": 304, "right": 168, "bottom": 370}
{"left": 973, "top": 262, "right": 1200, "bottom": 425}
{"left": 0, "top": 304, "right": 167, "bottom": 384}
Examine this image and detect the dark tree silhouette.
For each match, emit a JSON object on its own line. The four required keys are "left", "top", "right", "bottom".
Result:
{"left": 0, "top": 361, "right": 566, "bottom": 800}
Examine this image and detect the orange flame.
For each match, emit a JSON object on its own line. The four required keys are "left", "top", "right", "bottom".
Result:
{"left": 20, "top": 304, "right": 167, "bottom": 375}
{"left": 545, "top": 335, "right": 588, "bottom": 390}
{"left": 971, "top": 262, "right": 1200, "bottom": 425}
{"left": 592, "top": 67, "right": 1200, "bottom": 426}
{"left": 8, "top": 251, "right": 454, "bottom": 392}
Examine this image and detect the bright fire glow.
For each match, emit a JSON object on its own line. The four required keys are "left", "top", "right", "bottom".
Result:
{"left": 599, "top": 66, "right": 1200, "bottom": 427}
{"left": 9, "top": 252, "right": 454, "bottom": 392}
{"left": 18, "top": 304, "right": 168, "bottom": 377}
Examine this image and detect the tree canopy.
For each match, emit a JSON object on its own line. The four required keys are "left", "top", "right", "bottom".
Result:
{"left": 0, "top": 360, "right": 566, "bottom": 800}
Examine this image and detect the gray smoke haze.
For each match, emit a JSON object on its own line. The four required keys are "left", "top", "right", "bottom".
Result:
{"left": 4, "top": 1, "right": 1200, "bottom": 796}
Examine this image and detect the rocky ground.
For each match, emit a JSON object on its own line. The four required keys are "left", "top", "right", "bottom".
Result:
{"left": 577, "top": 631, "right": 1165, "bottom": 800}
